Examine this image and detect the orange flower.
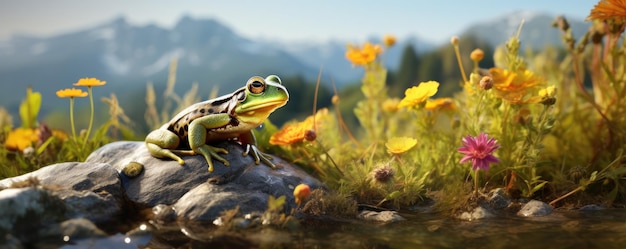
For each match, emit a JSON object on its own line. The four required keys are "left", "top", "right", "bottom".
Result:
{"left": 383, "top": 34, "right": 396, "bottom": 47}
{"left": 270, "top": 108, "right": 328, "bottom": 145}
{"left": 345, "top": 42, "right": 383, "bottom": 66}
{"left": 73, "top": 77, "right": 106, "bottom": 87}
{"left": 5, "top": 128, "right": 38, "bottom": 151}
{"left": 490, "top": 68, "right": 544, "bottom": 104}
{"left": 56, "top": 88, "right": 88, "bottom": 98}
{"left": 588, "top": 0, "right": 626, "bottom": 22}
{"left": 293, "top": 184, "right": 311, "bottom": 205}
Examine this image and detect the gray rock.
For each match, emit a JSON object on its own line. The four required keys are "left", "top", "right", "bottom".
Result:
{"left": 58, "top": 189, "right": 121, "bottom": 224}
{"left": 458, "top": 206, "right": 493, "bottom": 220}
{"left": 517, "top": 200, "right": 553, "bottom": 217}
{"left": 86, "top": 141, "right": 324, "bottom": 221}
{"left": 357, "top": 210, "right": 406, "bottom": 222}
{"left": 0, "top": 162, "right": 122, "bottom": 198}
{"left": 488, "top": 188, "right": 511, "bottom": 209}
{"left": 39, "top": 218, "right": 107, "bottom": 240}
{"left": 0, "top": 187, "right": 66, "bottom": 234}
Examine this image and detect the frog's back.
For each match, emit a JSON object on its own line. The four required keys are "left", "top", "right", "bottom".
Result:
{"left": 166, "top": 94, "right": 236, "bottom": 139}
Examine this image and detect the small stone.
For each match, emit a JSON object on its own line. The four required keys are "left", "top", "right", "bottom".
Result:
{"left": 517, "top": 200, "right": 553, "bottom": 217}
{"left": 357, "top": 210, "right": 405, "bottom": 222}
{"left": 488, "top": 188, "right": 511, "bottom": 209}
{"left": 459, "top": 206, "right": 493, "bottom": 220}
{"left": 122, "top": 161, "right": 144, "bottom": 178}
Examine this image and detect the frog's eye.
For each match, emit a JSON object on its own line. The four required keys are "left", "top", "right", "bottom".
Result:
{"left": 247, "top": 76, "right": 266, "bottom": 94}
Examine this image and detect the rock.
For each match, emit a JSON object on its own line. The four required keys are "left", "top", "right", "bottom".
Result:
{"left": 517, "top": 200, "right": 553, "bottom": 217}
{"left": 579, "top": 204, "right": 605, "bottom": 211}
{"left": 357, "top": 210, "right": 406, "bottom": 222}
{"left": 58, "top": 189, "right": 121, "bottom": 224}
{"left": 0, "top": 187, "right": 66, "bottom": 238}
{"left": 86, "top": 141, "right": 324, "bottom": 221}
{"left": 458, "top": 206, "right": 493, "bottom": 220}
{"left": 39, "top": 218, "right": 107, "bottom": 240}
{"left": 0, "top": 162, "right": 122, "bottom": 199}
{"left": 488, "top": 188, "right": 511, "bottom": 210}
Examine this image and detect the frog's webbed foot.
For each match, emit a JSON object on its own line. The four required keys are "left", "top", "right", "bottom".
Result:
{"left": 243, "top": 144, "right": 276, "bottom": 169}
{"left": 194, "top": 144, "right": 230, "bottom": 172}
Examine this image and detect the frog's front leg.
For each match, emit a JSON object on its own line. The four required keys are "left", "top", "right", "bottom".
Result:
{"left": 188, "top": 114, "right": 232, "bottom": 172}
{"left": 239, "top": 130, "right": 276, "bottom": 169}
{"left": 146, "top": 129, "right": 187, "bottom": 165}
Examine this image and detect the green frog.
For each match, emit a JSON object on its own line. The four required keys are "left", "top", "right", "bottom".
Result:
{"left": 145, "top": 75, "right": 289, "bottom": 172}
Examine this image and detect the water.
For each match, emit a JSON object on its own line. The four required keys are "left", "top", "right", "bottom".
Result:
{"left": 58, "top": 209, "right": 626, "bottom": 248}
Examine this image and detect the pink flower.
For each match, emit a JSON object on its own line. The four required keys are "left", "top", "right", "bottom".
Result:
{"left": 458, "top": 133, "right": 500, "bottom": 170}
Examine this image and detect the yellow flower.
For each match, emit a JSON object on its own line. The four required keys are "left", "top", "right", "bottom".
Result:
{"left": 383, "top": 34, "right": 396, "bottom": 47}
{"left": 382, "top": 98, "right": 401, "bottom": 112}
{"left": 539, "top": 86, "right": 557, "bottom": 98}
{"left": 5, "top": 128, "right": 38, "bottom": 151}
{"left": 398, "top": 81, "right": 439, "bottom": 109}
{"left": 425, "top": 97, "right": 456, "bottom": 112}
{"left": 293, "top": 183, "right": 311, "bottom": 205}
{"left": 490, "top": 68, "right": 544, "bottom": 104}
{"left": 385, "top": 137, "right": 417, "bottom": 155}
{"left": 345, "top": 42, "right": 383, "bottom": 66}
{"left": 270, "top": 108, "right": 328, "bottom": 145}
{"left": 56, "top": 88, "right": 88, "bottom": 98}
{"left": 588, "top": 0, "right": 626, "bottom": 22}
{"left": 73, "top": 77, "right": 106, "bottom": 87}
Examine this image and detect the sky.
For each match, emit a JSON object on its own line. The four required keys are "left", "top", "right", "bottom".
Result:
{"left": 0, "top": 0, "right": 595, "bottom": 44}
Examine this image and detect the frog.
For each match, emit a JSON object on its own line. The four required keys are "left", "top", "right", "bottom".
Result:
{"left": 145, "top": 75, "right": 289, "bottom": 172}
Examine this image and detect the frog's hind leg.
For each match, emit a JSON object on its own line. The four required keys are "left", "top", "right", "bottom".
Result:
{"left": 145, "top": 129, "right": 186, "bottom": 165}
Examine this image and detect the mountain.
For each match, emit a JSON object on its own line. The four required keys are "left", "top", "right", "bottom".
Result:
{"left": 0, "top": 16, "right": 323, "bottom": 119}
{"left": 462, "top": 11, "right": 590, "bottom": 48}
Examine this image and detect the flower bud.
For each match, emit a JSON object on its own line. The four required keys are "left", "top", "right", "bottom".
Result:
{"left": 450, "top": 36, "right": 459, "bottom": 46}
{"left": 304, "top": 129, "right": 317, "bottom": 141}
{"left": 479, "top": 76, "right": 494, "bottom": 90}
{"left": 470, "top": 49, "right": 484, "bottom": 62}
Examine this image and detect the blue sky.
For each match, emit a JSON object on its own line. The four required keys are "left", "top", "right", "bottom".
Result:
{"left": 0, "top": 0, "right": 595, "bottom": 43}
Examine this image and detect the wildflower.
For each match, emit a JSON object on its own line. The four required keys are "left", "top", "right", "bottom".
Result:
{"left": 5, "top": 128, "right": 38, "bottom": 151}
{"left": 345, "top": 42, "right": 383, "bottom": 66}
{"left": 270, "top": 108, "right": 328, "bottom": 145}
{"left": 57, "top": 88, "right": 88, "bottom": 138}
{"left": 293, "top": 184, "right": 311, "bottom": 205}
{"left": 382, "top": 98, "right": 401, "bottom": 112}
{"left": 470, "top": 49, "right": 484, "bottom": 62}
{"left": 425, "top": 98, "right": 456, "bottom": 112}
{"left": 372, "top": 165, "right": 395, "bottom": 183}
{"left": 458, "top": 132, "right": 500, "bottom": 171}
{"left": 588, "top": 0, "right": 626, "bottom": 22}
{"left": 398, "top": 81, "right": 439, "bottom": 109}
{"left": 385, "top": 136, "right": 417, "bottom": 155}
{"left": 383, "top": 34, "right": 396, "bottom": 47}
{"left": 490, "top": 68, "right": 544, "bottom": 104}
{"left": 73, "top": 77, "right": 106, "bottom": 87}
{"left": 479, "top": 76, "right": 494, "bottom": 90}
{"left": 55, "top": 88, "right": 88, "bottom": 98}
{"left": 539, "top": 86, "right": 557, "bottom": 105}
{"left": 72, "top": 77, "right": 106, "bottom": 144}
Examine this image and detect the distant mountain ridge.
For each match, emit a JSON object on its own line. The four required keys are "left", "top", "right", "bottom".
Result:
{"left": 0, "top": 11, "right": 589, "bottom": 120}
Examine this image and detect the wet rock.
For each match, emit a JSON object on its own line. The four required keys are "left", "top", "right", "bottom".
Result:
{"left": 87, "top": 141, "right": 324, "bottom": 221}
{"left": 0, "top": 187, "right": 66, "bottom": 239}
{"left": 579, "top": 204, "right": 605, "bottom": 211}
{"left": 459, "top": 206, "right": 493, "bottom": 220}
{"left": 517, "top": 200, "right": 553, "bottom": 217}
{"left": 58, "top": 189, "right": 121, "bottom": 224}
{"left": 357, "top": 210, "right": 406, "bottom": 222}
{"left": 39, "top": 218, "right": 107, "bottom": 240}
{"left": 488, "top": 188, "right": 511, "bottom": 210}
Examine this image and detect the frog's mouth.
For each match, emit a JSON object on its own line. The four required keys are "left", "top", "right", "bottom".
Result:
{"left": 238, "top": 99, "right": 288, "bottom": 117}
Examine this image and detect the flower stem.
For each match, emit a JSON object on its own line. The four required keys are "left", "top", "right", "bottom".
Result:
{"left": 69, "top": 98, "right": 76, "bottom": 138}
{"left": 474, "top": 169, "right": 479, "bottom": 195}
{"left": 84, "top": 86, "right": 94, "bottom": 146}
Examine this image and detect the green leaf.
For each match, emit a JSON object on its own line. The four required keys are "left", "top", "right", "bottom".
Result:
{"left": 19, "top": 87, "right": 42, "bottom": 129}
{"left": 268, "top": 195, "right": 286, "bottom": 212}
